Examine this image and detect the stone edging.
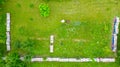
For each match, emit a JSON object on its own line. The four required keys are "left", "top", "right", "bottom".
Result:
{"left": 22, "top": 57, "right": 115, "bottom": 62}
{"left": 112, "top": 17, "right": 119, "bottom": 52}
{"left": 6, "top": 13, "right": 11, "bottom": 51}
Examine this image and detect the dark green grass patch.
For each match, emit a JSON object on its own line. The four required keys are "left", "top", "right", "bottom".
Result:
{"left": 0, "top": 14, "right": 6, "bottom": 56}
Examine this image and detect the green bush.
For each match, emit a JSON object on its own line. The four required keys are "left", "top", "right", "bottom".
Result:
{"left": 0, "top": 0, "right": 5, "bottom": 5}
{"left": 24, "top": 54, "right": 33, "bottom": 62}
{"left": 0, "top": 43, "right": 6, "bottom": 56}
{"left": 5, "top": 52, "right": 26, "bottom": 67}
{"left": 39, "top": 3, "right": 50, "bottom": 17}
{"left": 0, "top": 53, "right": 5, "bottom": 67}
{"left": 13, "top": 39, "right": 36, "bottom": 54}
{"left": 20, "top": 39, "right": 36, "bottom": 54}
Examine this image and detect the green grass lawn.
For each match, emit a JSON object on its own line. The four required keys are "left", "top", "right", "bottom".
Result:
{"left": 0, "top": 62, "right": 119, "bottom": 67}
{"left": 3, "top": 0, "right": 119, "bottom": 58}
{"left": 30, "top": 62, "right": 119, "bottom": 67}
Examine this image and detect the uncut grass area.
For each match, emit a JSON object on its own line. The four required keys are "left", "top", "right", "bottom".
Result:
{"left": 4, "top": 0, "right": 119, "bottom": 58}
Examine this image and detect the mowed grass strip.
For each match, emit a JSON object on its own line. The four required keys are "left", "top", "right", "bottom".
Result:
{"left": 30, "top": 62, "right": 119, "bottom": 67}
